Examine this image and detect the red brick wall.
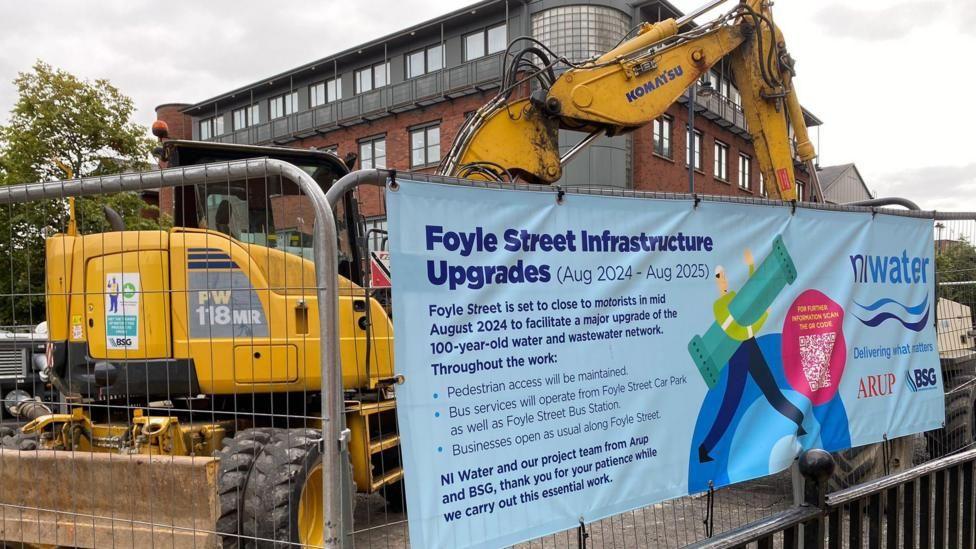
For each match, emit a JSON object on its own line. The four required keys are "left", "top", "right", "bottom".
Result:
{"left": 291, "top": 92, "right": 492, "bottom": 219}
{"left": 632, "top": 102, "right": 807, "bottom": 200}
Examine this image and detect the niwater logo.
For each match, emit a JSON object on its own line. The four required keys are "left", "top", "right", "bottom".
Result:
{"left": 906, "top": 367, "right": 938, "bottom": 392}
{"left": 625, "top": 66, "right": 683, "bottom": 103}
{"left": 849, "top": 251, "right": 930, "bottom": 284}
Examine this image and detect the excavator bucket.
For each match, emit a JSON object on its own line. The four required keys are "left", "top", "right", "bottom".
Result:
{"left": 0, "top": 450, "right": 219, "bottom": 548}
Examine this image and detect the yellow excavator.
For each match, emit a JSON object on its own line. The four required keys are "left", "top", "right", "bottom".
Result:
{"left": 0, "top": 0, "right": 822, "bottom": 547}
{"left": 439, "top": 0, "right": 818, "bottom": 199}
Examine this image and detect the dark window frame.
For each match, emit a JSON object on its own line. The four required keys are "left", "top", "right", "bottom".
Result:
{"left": 310, "top": 77, "right": 342, "bottom": 107}
{"left": 409, "top": 122, "right": 441, "bottom": 168}
{"left": 464, "top": 22, "right": 507, "bottom": 62}
{"left": 406, "top": 43, "right": 445, "bottom": 79}
{"left": 738, "top": 153, "right": 752, "bottom": 191}
{"left": 714, "top": 140, "right": 729, "bottom": 181}
{"left": 653, "top": 115, "right": 673, "bottom": 159}
{"left": 358, "top": 134, "right": 387, "bottom": 169}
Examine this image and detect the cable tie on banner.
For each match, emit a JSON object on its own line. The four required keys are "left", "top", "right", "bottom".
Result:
{"left": 790, "top": 199, "right": 797, "bottom": 216}
{"left": 703, "top": 480, "right": 715, "bottom": 538}
{"left": 555, "top": 185, "right": 565, "bottom": 205}
{"left": 388, "top": 169, "right": 399, "bottom": 191}
{"left": 882, "top": 433, "right": 891, "bottom": 476}
{"left": 693, "top": 194, "right": 701, "bottom": 209}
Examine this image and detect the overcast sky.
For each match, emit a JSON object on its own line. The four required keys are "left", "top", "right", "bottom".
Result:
{"left": 0, "top": 0, "right": 973, "bottom": 210}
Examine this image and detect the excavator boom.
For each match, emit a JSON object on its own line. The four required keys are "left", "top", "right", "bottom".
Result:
{"left": 440, "top": 0, "right": 816, "bottom": 201}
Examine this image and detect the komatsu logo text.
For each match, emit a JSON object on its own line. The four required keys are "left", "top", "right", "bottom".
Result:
{"left": 625, "top": 66, "right": 684, "bottom": 103}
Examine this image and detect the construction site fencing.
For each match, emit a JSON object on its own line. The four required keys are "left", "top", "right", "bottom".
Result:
{"left": 0, "top": 159, "right": 348, "bottom": 548}
{"left": 343, "top": 169, "right": 976, "bottom": 548}
{"left": 0, "top": 161, "right": 971, "bottom": 548}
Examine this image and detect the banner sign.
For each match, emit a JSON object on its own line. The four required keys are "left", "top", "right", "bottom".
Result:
{"left": 387, "top": 179, "right": 944, "bottom": 549}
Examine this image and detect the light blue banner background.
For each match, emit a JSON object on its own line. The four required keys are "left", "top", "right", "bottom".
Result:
{"left": 388, "top": 179, "right": 944, "bottom": 549}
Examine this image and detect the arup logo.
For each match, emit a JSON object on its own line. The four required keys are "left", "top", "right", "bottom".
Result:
{"left": 625, "top": 66, "right": 683, "bottom": 103}
{"left": 906, "top": 367, "right": 938, "bottom": 392}
{"left": 856, "top": 373, "right": 896, "bottom": 399}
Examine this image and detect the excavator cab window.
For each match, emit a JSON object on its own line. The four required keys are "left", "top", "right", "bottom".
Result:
{"left": 195, "top": 175, "right": 355, "bottom": 275}
{"left": 162, "top": 141, "right": 364, "bottom": 285}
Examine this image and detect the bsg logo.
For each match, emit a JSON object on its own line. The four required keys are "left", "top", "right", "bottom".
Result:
{"left": 907, "top": 367, "right": 938, "bottom": 392}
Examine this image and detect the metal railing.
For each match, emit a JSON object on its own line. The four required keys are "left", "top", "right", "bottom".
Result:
{"left": 683, "top": 89, "right": 750, "bottom": 138}
{"left": 689, "top": 446, "right": 976, "bottom": 549}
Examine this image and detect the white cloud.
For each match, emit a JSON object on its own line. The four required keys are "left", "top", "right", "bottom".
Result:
{"left": 812, "top": 2, "right": 942, "bottom": 41}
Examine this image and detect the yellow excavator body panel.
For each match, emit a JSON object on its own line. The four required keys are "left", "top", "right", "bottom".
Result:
{"left": 45, "top": 228, "right": 394, "bottom": 395}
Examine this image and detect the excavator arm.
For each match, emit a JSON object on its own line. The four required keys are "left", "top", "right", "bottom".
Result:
{"left": 439, "top": 0, "right": 816, "bottom": 201}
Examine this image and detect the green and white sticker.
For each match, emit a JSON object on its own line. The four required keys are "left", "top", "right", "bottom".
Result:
{"left": 105, "top": 272, "right": 140, "bottom": 350}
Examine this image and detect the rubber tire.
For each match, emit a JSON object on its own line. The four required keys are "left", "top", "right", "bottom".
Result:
{"left": 243, "top": 428, "right": 324, "bottom": 547}
{"left": 382, "top": 479, "right": 406, "bottom": 513}
{"left": 216, "top": 428, "right": 280, "bottom": 549}
{"left": 927, "top": 380, "right": 976, "bottom": 459}
{"left": 828, "top": 444, "right": 882, "bottom": 492}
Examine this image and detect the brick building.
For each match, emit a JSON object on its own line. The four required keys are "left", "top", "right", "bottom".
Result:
{"left": 156, "top": 0, "right": 822, "bottom": 229}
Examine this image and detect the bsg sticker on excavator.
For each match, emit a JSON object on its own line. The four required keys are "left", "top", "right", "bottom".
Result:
{"left": 105, "top": 272, "right": 140, "bottom": 350}
{"left": 187, "top": 269, "right": 268, "bottom": 339}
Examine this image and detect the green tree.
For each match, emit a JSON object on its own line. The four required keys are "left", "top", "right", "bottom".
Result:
{"left": 0, "top": 61, "right": 169, "bottom": 326}
{"left": 936, "top": 236, "right": 976, "bottom": 323}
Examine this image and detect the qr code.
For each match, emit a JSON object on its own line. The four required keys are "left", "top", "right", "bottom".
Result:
{"left": 799, "top": 332, "right": 836, "bottom": 392}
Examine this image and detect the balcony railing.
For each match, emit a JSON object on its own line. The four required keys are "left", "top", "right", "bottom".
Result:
{"left": 212, "top": 53, "right": 505, "bottom": 146}
{"left": 682, "top": 89, "right": 750, "bottom": 137}
{"left": 207, "top": 57, "right": 754, "bottom": 147}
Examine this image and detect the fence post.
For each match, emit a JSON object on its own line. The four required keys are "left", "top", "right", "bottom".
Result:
{"left": 799, "top": 449, "right": 835, "bottom": 549}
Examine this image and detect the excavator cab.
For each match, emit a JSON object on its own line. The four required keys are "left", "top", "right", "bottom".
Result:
{"left": 158, "top": 140, "right": 365, "bottom": 285}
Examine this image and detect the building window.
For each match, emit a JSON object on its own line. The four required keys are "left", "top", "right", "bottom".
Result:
{"left": 319, "top": 145, "right": 339, "bottom": 155}
{"left": 359, "top": 136, "right": 387, "bottom": 169}
{"left": 714, "top": 141, "right": 729, "bottom": 181}
{"left": 410, "top": 124, "right": 440, "bottom": 167}
{"left": 407, "top": 44, "right": 444, "bottom": 78}
{"left": 685, "top": 129, "right": 703, "bottom": 170}
{"left": 232, "top": 107, "right": 248, "bottom": 130}
{"left": 199, "top": 118, "right": 212, "bottom": 140}
{"left": 310, "top": 77, "right": 341, "bottom": 107}
{"left": 199, "top": 116, "right": 223, "bottom": 140}
{"left": 796, "top": 180, "right": 804, "bottom": 201}
{"left": 355, "top": 62, "right": 391, "bottom": 94}
{"left": 270, "top": 92, "right": 298, "bottom": 119}
{"left": 652, "top": 116, "right": 672, "bottom": 158}
{"left": 759, "top": 172, "right": 766, "bottom": 196}
{"left": 738, "top": 153, "right": 752, "bottom": 190}
{"left": 464, "top": 23, "right": 507, "bottom": 61}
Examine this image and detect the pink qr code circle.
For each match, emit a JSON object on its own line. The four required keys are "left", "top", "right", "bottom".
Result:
{"left": 782, "top": 289, "right": 846, "bottom": 405}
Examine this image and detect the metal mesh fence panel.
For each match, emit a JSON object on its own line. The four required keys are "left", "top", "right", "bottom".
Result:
{"left": 0, "top": 159, "right": 348, "bottom": 548}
